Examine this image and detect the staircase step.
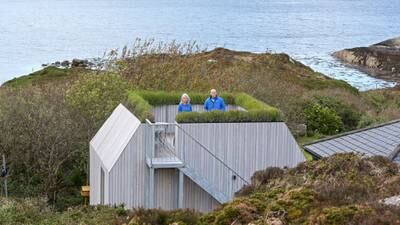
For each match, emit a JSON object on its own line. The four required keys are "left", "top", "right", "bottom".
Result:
{"left": 146, "top": 156, "right": 184, "bottom": 168}
{"left": 179, "top": 167, "right": 230, "bottom": 204}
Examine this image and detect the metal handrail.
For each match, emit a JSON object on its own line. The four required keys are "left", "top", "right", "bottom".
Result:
{"left": 174, "top": 122, "right": 249, "bottom": 185}
{"left": 145, "top": 120, "right": 249, "bottom": 185}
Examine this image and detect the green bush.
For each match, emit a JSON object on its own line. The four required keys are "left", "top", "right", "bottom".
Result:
{"left": 304, "top": 104, "right": 343, "bottom": 135}
{"left": 126, "top": 91, "right": 154, "bottom": 122}
{"left": 176, "top": 109, "right": 281, "bottom": 123}
{"left": 66, "top": 74, "right": 129, "bottom": 131}
{"left": 126, "top": 90, "right": 281, "bottom": 123}
{"left": 314, "top": 96, "right": 361, "bottom": 131}
{"left": 175, "top": 93, "right": 281, "bottom": 123}
{"left": 135, "top": 90, "right": 235, "bottom": 105}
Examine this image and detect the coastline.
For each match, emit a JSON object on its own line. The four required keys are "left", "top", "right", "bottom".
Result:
{"left": 333, "top": 37, "right": 400, "bottom": 86}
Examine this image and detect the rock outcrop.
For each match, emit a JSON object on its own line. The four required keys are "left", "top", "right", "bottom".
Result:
{"left": 333, "top": 37, "right": 400, "bottom": 81}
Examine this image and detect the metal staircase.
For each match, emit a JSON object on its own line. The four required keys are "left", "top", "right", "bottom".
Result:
{"left": 179, "top": 166, "right": 230, "bottom": 203}
{"left": 144, "top": 120, "right": 248, "bottom": 207}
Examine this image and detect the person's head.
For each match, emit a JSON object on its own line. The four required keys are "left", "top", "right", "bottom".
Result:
{"left": 180, "top": 93, "right": 190, "bottom": 104}
{"left": 210, "top": 89, "right": 218, "bottom": 98}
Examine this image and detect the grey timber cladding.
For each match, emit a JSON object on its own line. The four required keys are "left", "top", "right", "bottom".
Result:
{"left": 176, "top": 122, "right": 305, "bottom": 199}
{"left": 90, "top": 104, "right": 141, "bottom": 171}
{"left": 304, "top": 119, "right": 400, "bottom": 162}
{"left": 153, "top": 105, "right": 245, "bottom": 123}
{"left": 109, "top": 126, "right": 147, "bottom": 208}
{"left": 90, "top": 104, "right": 306, "bottom": 212}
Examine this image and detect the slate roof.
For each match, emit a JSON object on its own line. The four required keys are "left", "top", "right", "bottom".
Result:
{"left": 304, "top": 119, "right": 400, "bottom": 163}
{"left": 90, "top": 104, "right": 141, "bottom": 171}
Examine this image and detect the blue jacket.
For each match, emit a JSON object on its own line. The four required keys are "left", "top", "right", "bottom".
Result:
{"left": 178, "top": 103, "right": 192, "bottom": 112}
{"left": 204, "top": 96, "right": 225, "bottom": 111}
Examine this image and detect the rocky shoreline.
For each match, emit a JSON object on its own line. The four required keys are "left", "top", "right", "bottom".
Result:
{"left": 41, "top": 57, "right": 109, "bottom": 70}
{"left": 333, "top": 37, "right": 400, "bottom": 83}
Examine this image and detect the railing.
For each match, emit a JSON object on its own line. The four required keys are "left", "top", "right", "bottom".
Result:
{"left": 145, "top": 120, "right": 181, "bottom": 160}
{"left": 174, "top": 122, "right": 249, "bottom": 185}
{"left": 145, "top": 119, "right": 249, "bottom": 198}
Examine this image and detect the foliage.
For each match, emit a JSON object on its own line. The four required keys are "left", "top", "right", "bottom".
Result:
{"left": 126, "top": 91, "right": 154, "bottom": 122}
{"left": 115, "top": 43, "right": 361, "bottom": 126}
{"left": 176, "top": 109, "right": 281, "bottom": 123}
{"left": 304, "top": 103, "right": 344, "bottom": 135}
{"left": 202, "top": 153, "right": 400, "bottom": 225}
{"left": 0, "top": 86, "right": 86, "bottom": 205}
{"left": 132, "top": 90, "right": 281, "bottom": 123}
{"left": 234, "top": 92, "right": 277, "bottom": 112}
{"left": 0, "top": 198, "right": 201, "bottom": 225}
{"left": 127, "top": 208, "right": 201, "bottom": 225}
{"left": 66, "top": 74, "right": 129, "bottom": 135}
{"left": 1, "top": 154, "right": 399, "bottom": 224}
{"left": 135, "top": 90, "right": 235, "bottom": 105}
{"left": 313, "top": 96, "right": 361, "bottom": 130}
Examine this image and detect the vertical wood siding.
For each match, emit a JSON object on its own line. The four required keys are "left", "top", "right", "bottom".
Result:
{"left": 91, "top": 109, "right": 305, "bottom": 212}
{"left": 89, "top": 146, "right": 101, "bottom": 205}
{"left": 108, "top": 126, "right": 148, "bottom": 208}
{"left": 154, "top": 169, "right": 179, "bottom": 210}
{"left": 183, "top": 175, "right": 221, "bottom": 212}
{"left": 153, "top": 105, "right": 245, "bottom": 123}
{"left": 176, "top": 123, "right": 305, "bottom": 199}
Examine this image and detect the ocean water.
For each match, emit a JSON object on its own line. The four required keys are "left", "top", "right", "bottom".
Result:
{"left": 1, "top": 0, "right": 399, "bottom": 90}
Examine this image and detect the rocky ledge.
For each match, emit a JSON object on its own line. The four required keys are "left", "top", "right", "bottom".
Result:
{"left": 333, "top": 37, "right": 400, "bottom": 82}
{"left": 41, "top": 57, "right": 109, "bottom": 70}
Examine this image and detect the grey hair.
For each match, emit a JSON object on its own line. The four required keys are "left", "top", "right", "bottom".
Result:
{"left": 180, "top": 93, "right": 191, "bottom": 104}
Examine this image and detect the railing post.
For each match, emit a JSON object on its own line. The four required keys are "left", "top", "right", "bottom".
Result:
{"left": 145, "top": 120, "right": 155, "bottom": 209}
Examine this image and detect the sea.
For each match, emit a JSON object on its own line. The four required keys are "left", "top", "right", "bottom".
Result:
{"left": 1, "top": 0, "right": 399, "bottom": 90}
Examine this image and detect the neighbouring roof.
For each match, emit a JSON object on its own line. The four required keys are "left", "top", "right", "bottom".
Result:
{"left": 304, "top": 119, "right": 400, "bottom": 162}
{"left": 90, "top": 104, "right": 141, "bottom": 171}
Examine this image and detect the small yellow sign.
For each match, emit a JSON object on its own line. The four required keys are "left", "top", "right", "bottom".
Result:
{"left": 81, "top": 186, "right": 90, "bottom": 197}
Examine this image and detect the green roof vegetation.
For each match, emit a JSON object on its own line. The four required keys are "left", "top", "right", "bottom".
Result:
{"left": 134, "top": 90, "right": 235, "bottom": 106}
{"left": 127, "top": 90, "right": 282, "bottom": 123}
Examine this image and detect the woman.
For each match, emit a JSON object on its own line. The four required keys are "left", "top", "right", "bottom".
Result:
{"left": 178, "top": 93, "right": 192, "bottom": 112}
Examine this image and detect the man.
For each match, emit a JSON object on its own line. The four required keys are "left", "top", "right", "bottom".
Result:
{"left": 204, "top": 89, "right": 226, "bottom": 111}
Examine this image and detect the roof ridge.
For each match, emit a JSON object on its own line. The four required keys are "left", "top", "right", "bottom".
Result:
{"left": 304, "top": 118, "right": 400, "bottom": 147}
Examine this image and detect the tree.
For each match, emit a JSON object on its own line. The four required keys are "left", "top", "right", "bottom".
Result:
{"left": 0, "top": 85, "right": 86, "bottom": 203}
{"left": 65, "top": 74, "right": 129, "bottom": 137}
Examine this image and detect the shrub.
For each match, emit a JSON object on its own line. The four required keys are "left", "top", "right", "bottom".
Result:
{"left": 66, "top": 74, "right": 129, "bottom": 133}
{"left": 0, "top": 86, "right": 86, "bottom": 206}
{"left": 304, "top": 104, "right": 343, "bottom": 135}
{"left": 175, "top": 92, "right": 281, "bottom": 123}
{"left": 314, "top": 96, "right": 361, "bottom": 130}
{"left": 175, "top": 109, "right": 282, "bottom": 123}
{"left": 135, "top": 90, "right": 235, "bottom": 105}
{"left": 126, "top": 91, "right": 154, "bottom": 122}
{"left": 234, "top": 92, "right": 278, "bottom": 112}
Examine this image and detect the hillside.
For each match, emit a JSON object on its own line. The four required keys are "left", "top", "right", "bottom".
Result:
{"left": 1, "top": 45, "right": 400, "bottom": 224}
{"left": 1, "top": 153, "right": 399, "bottom": 225}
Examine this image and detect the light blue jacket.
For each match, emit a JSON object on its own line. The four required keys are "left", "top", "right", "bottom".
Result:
{"left": 178, "top": 103, "right": 192, "bottom": 112}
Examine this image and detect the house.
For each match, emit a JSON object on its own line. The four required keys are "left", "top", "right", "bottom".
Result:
{"left": 89, "top": 93, "right": 305, "bottom": 212}
{"left": 304, "top": 119, "right": 400, "bottom": 164}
